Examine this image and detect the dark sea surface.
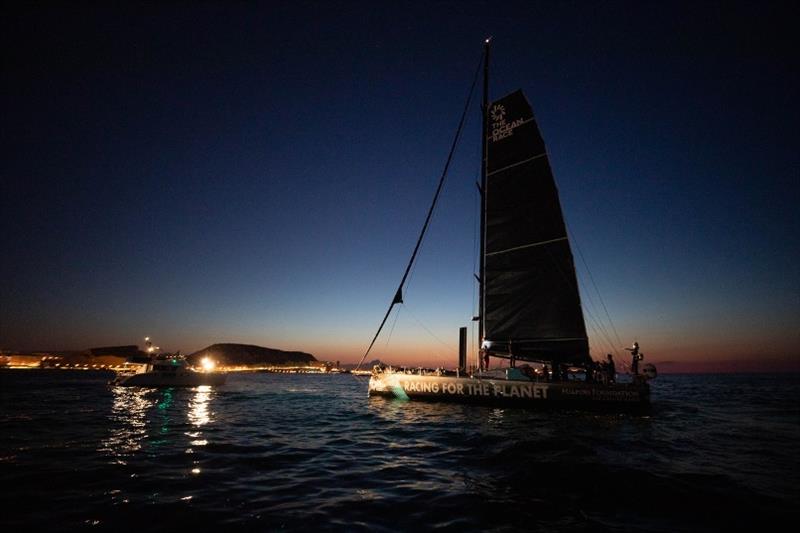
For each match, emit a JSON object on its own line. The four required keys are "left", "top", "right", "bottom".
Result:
{"left": 1, "top": 371, "right": 798, "bottom": 532}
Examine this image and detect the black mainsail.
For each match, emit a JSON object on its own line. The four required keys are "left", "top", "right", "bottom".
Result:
{"left": 482, "top": 90, "right": 590, "bottom": 365}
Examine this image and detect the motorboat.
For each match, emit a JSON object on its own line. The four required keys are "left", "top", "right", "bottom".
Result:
{"left": 111, "top": 340, "right": 226, "bottom": 387}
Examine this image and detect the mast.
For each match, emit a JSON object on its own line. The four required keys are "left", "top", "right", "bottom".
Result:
{"left": 478, "top": 38, "right": 490, "bottom": 365}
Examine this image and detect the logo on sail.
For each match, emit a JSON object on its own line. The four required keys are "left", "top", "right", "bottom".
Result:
{"left": 490, "top": 104, "right": 506, "bottom": 122}
{"left": 490, "top": 103, "right": 525, "bottom": 142}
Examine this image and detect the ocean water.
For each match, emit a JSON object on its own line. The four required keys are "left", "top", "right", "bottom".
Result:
{"left": 1, "top": 371, "right": 798, "bottom": 532}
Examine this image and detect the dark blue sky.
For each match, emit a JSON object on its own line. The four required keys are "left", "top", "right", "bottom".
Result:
{"left": 2, "top": 1, "right": 798, "bottom": 369}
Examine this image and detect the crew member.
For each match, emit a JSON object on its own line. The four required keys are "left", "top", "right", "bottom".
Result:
{"left": 606, "top": 353, "right": 616, "bottom": 383}
{"left": 626, "top": 341, "right": 642, "bottom": 375}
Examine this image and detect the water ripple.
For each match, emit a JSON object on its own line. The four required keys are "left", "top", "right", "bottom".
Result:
{"left": 1, "top": 371, "right": 798, "bottom": 531}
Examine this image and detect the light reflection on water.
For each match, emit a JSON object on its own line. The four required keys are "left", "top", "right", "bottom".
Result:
{"left": 99, "top": 385, "right": 217, "bottom": 458}
{"left": 99, "top": 387, "right": 154, "bottom": 458}
{"left": 186, "top": 386, "right": 213, "bottom": 452}
{"left": 188, "top": 385, "right": 212, "bottom": 427}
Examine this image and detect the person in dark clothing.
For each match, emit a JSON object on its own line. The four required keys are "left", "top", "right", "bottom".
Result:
{"left": 606, "top": 354, "right": 616, "bottom": 383}
{"left": 551, "top": 361, "right": 562, "bottom": 381}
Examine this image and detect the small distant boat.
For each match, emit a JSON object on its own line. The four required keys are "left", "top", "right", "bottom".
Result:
{"left": 111, "top": 338, "right": 226, "bottom": 387}
{"left": 364, "top": 40, "right": 656, "bottom": 410}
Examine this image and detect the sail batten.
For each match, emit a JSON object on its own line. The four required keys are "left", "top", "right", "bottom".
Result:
{"left": 486, "top": 236, "right": 568, "bottom": 257}
{"left": 483, "top": 90, "right": 590, "bottom": 365}
{"left": 487, "top": 152, "right": 547, "bottom": 177}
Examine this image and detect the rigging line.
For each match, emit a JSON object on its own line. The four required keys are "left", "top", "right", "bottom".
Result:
{"left": 577, "top": 275, "right": 617, "bottom": 355}
{"left": 577, "top": 274, "right": 618, "bottom": 355}
{"left": 591, "top": 316, "right": 620, "bottom": 362}
{"left": 403, "top": 303, "right": 459, "bottom": 355}
{"left": 585, "top": 314, "right": 615, "bottom": 359}
{"left": 583, "top": 304, "right": 617, "bottom": 359}
{"left": 522, "top": 240, "right": 615, "bottom": 363}
{"left": 582, "top": 304, "right": 617, "bottom": 361}
{"left": 355, "top": 50, "right": 484, "bottom": 372}
{"left": 582, "top": 289, "right": 620, "bottom": 360}
{"left": 540, "top": 240, "right": 589, "bottom": 328}
{"left": 383, "top": 305, "right": 402, "bottom": 349}
{"left": 532, "top": 215, "right": 617, "bottom": 361}
{"left": 583, "top": 322, "right": 602, "bottom": 353}
{"left": 567, "top": 224, "right": 625, "bottom": 349}
{"left": 575, "top": 265, "right": 620, "bottom": 358}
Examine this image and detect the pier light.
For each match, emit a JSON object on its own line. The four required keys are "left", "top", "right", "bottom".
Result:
{"left": 201, "top": 357, "right": 216, "bottom": 371}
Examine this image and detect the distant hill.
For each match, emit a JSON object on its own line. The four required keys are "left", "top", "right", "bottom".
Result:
{"left": 188, "top": 343, "right": 317, "bottom": 367}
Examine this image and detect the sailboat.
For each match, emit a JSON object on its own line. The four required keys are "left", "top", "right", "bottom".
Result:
{"left": 365, "top": 40, "right": 656, "bottom": 409}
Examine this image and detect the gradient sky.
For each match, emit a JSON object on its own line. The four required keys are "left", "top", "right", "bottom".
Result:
{"left": 2, "top": 1, "right": 798, "bottom": 371}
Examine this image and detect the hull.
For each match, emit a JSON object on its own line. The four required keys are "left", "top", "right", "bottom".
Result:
{"left": 369, "top": 370, "right": 649, "bottom": 410}
{"left": 114, "top": 371, "right": 227, "bottom": 387}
